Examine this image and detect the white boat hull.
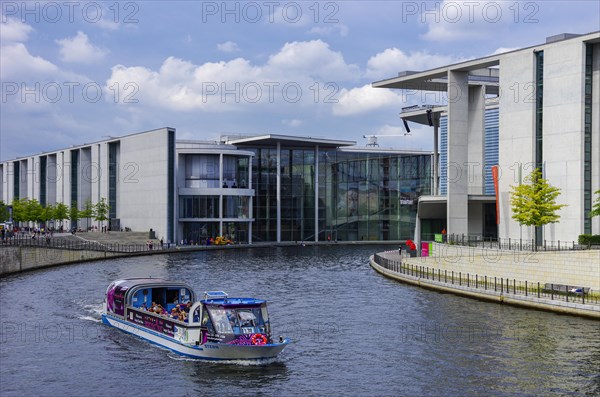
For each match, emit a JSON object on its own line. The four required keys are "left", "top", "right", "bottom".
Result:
{"left": 102, "top": 314, "right": 289, "bottom": 360}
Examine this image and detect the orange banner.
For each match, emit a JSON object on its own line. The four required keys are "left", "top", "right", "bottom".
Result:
{"left": 491, "top": 165, "right": 499, "bottom": 225}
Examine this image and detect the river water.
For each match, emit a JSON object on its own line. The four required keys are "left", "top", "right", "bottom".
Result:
{"left": 0, "top": 245, "right": 598, "bottom": 397}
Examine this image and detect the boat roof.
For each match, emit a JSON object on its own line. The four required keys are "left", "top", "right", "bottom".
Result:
{"left": 202, "top": 297, "right": 266, "bottom": 307}
{"left": 110, "top": 278, "right": 195, "bottom": 291}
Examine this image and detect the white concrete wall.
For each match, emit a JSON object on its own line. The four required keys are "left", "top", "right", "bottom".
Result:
{"left": 47, "top": 154, "right": 57, "bottom": 205}
{"left": 498, "top": 49, "right": 536, "bottom": 242}
{"left": 543, "top": 40, "right": 586, "bottom": 241}
{"left": 117, "top": 128, "right": 172, "bottom": 240}
{"left": 467, "top": 85, "right": 485, "bottom": 195}
{"left": 592, "top": 43, "right": 600, "bottom": 235}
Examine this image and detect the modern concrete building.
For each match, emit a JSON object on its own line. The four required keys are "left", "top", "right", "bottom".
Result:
{"left": 1, "top": 129, "right": 433, "bottom": 244}
{"left": 373, "top": 31, "right": 600, "bottom": 244}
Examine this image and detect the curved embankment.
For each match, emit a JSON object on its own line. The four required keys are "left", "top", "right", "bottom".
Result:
{"left": 370, "top": 254, "right": 600, "bottom": 319}
{"left": 0, "top": 240, "right": 398, "bottom": 277}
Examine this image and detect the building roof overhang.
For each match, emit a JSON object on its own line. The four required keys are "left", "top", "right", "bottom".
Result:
{"left": 226, "top": 134, "right": 356, "bottom": 148}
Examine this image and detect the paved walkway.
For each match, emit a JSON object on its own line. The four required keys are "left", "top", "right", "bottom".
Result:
{"left": 371, "top": 250, "right": 600, "bottom": 319}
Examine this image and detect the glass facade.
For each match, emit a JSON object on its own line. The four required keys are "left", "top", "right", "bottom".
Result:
{"left": 108, "top": 142, "right": 118, "bottom": 220}
{"left": 535, "top": 51, "right": 544, "bottom": 244}
{"left": 583, "top": 44, "right": 593, "bottom": 234}
{"left": 40, "top": 156, "right": 47, "bottom": 207}
{"left": 246, "top": 146, "right": 431, "bottom": 242}
{"left": 484, "top": 108, "right": 500, "bottom": 195}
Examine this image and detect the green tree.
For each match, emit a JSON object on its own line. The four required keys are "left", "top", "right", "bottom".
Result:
{"left": 40, "top": 204, "right": 55, "bottom": 228}
{"left": 69, "top": 201, "right": 80, "bottom": 230}
{"left": 0, "top": 201, "right": 10, "bottom": 223}
{"left": 510, "top": 168, "right": 567, "bottom": 246}
{"left": 590, "top": 190, "right": 600, "bottom": 218}
{"left": 94, "top": 198, "right": 110, "bottom": 230}
{"left": 25, "top": 199, "right": 43, "bottom": 225}
{"left": 11, "top": 198, "right": 28, "bottom": 225}
{"left": 53, "top": 202, "right": 69, "bottom": 230}
{"left": 80, "top": 199, "right": 95, "bottom": 230}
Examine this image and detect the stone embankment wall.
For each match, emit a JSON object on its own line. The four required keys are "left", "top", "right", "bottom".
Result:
{"left": 405, "top": 243, "right": 600, "bottom": 291}
{"left": 0, "top": 247, "right": 122, "bottom": 276}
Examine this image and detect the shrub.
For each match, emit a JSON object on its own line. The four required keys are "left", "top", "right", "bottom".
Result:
{"left": 578, "top": 234, "right": 600, "bottom": 245}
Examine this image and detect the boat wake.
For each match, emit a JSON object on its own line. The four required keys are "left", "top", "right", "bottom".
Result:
{"left": 78, "top": 303, "right": 104, "bottom": 323}
{"left": 166, "top": 352, "right": 281, "bottom": 366}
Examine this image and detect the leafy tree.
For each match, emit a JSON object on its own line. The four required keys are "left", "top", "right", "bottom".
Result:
{"left": 40, "top": 204, "right": 55, "bottom": 228}
{"left": 53, "top": 202, "right": 69, "bottom": 229}
{"left": 25, "top": 199, "right": 43, "bottom": 224}
{"left": 510, "top": 168, "right": 567, "bottom": 245}
{"left": 94, "top": 198, "right": 110, "bottom": 229}
{"left": 69, "top": 201, "right": 80, "bottom": 229}
{"left": 590, "top": 189, "right": 600, "bottom": 218}
{"left": 0, "top": 201, "right": 10, "bottom": 223}
{"left": 79, "top": 199, "right": 95, "bottom": 230}
{"left": 11, "top": 198, "right": 28, "bottom": 225}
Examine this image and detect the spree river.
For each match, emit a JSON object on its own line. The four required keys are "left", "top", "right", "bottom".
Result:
{"left": 1, "top": 245, "right": 598, "bottom": 397}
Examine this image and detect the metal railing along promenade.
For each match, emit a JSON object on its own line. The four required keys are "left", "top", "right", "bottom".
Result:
{"left": 373, "top": 253, "right": 599, "bottom": 306}
{"left": 422, "top": 233, "right": 600, "bottom": 251}
{"left": 0, "top": 233, "right": 167, "bottom": 253}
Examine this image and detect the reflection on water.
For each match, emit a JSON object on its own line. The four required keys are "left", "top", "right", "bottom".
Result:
{"left": 1, "top": 245, "right": 598, "bottom": 397}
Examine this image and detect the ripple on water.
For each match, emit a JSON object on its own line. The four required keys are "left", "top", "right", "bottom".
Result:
{"left": 1, "top": 245, "right": 598, "bottom": 397}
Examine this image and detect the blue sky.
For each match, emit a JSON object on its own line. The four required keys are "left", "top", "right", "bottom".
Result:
{"left": 1, "top": 0, "right": 599, "bottom": 160}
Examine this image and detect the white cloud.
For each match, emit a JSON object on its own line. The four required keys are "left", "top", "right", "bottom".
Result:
{"left": 217, "top": 41, "right": 240, "bottom": 52}
{"left": 105, "top": 39, "right": 359, "bottom": 111}
{"left": 56, "top": 31, "right": 108, "bottom": 63}
{"left": 366, "top": 48, "right": 458, "bottom": 80}
{"left": 492, "top": 47, "right": 518, "bottom": 55}
{"left": 0, "top": 16, "right": 33, "bottom": 43}
{"left": 282, "top": 118, "right": 303, "bottom": 127}
{"left": 332, "top": 84, "right": 403, "bottom": 116}
{"left": 0, "top": 43, "right": 59, "bottom": 80}
{"left": 421, "top": 0, "right": 512, "bottom": 42}
{"left": 267, "top": 40, "right": 358, "bottom": 81}
{"left": 308, "top": 24, "right": 349, "bottom": 37}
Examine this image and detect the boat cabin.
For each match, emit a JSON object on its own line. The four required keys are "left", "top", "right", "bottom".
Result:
{"left": 200, "top": 292, "right": 272, "bottom": 345}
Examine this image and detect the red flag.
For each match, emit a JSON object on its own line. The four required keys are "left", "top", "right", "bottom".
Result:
{"left": 491, "top": 165, "right": 499, "bottom": 225}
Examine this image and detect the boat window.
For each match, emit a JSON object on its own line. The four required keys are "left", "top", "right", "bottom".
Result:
{"left": 206, "top": 306, "right": 267, "bottom": 335}
{"left": 208, "top": 308, "right": 233, "bottom": 334}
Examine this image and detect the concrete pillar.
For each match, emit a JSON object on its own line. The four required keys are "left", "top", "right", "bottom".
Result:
{"left": 219, "top": 153, "right": 223, "bottom": 237}
{"left": 467, "top": 85, "right": 485, "bottom": 196}
{"left": 447, "top": 70, "right": 469, "bottom": 237}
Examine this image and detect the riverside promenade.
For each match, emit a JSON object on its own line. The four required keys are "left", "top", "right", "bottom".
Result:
{"left": 370, "top": 249, "right": 600, "bottom": 319}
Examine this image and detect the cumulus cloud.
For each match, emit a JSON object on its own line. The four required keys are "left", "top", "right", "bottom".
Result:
{"left": 0, "top": 42, "right": 59, "bottom": 80}
{"left": 420, "top": 0, "right": 513, "bottom": 42}
{"left": 308, "top": 24, "right": 349, "bottom": 37}
{"left": 1, "top": 16, "right": 34, "bottom": 43}
{"left": 282, "top": 118, "right": 303, "bottom": 127}
{"left": 217, "top": 41, "right": 240, "bottom": 52}
{"left": 105, "top": 39, "right": 358, "bottom": 111}
{"left": 332, "top": 84, "right": 403, "bottom": 116}
{"left": 366, "top": 48, "right": 457, "bottom": 80}
{"left": 492, "top": 47, "right": 518, "bottom": 55}
{"left": 56, "top": 31, "right": 108, "bottom": 63}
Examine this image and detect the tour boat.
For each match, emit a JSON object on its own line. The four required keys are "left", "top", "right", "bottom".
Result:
{"left": 101, "top": 278, "right": 290, "bottom": 360}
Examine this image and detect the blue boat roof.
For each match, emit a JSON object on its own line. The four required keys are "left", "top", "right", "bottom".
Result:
{"left": 202, "top": 297, "right": 266, "bottom": 306}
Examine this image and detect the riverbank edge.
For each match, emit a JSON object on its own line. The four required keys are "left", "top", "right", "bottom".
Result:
{"left": 0, "top": 241, "right": 400, "bottom": 278}
{"left": 369, "top": 256, "right": 600, "bottom": 320}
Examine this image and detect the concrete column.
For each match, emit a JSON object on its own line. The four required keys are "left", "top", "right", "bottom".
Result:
{"left": 592, "top": 43, "right": 600, "bottom": 234}
{"left": 276, "top": 142, "right": 281, "bottom": 242}
{"left": 314, "top": 145, "right": 319, "bottom": 242}
{"left": 467, "top": 85, "right": 485, "bottom": 196}
{"left": 447, "top": 70, "right": 469, "bottom": 237}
